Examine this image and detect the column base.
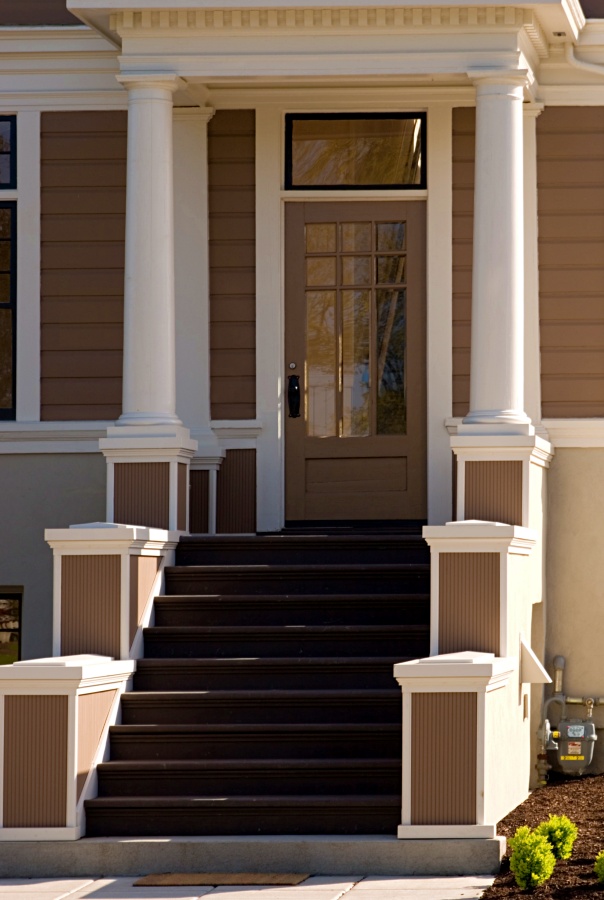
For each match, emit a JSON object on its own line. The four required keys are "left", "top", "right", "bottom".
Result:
{"left": 460, "top": 411, "right": 534, "bottom": 437}
{"left": 100, "top": 425, "right": 198, "bottom": 531}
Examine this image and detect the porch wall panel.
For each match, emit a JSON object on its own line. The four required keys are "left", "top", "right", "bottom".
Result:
{"left": 41, "top": 111, "right": 127, "bottom": 421}
{"left": 208, "top": 111, "right": 256, "bottom": 421}
{"left": 538, "top": 107, "right": 604, "bottom": 417}
{"left": 452, "top": 108, "right": 474, "bottom": 418}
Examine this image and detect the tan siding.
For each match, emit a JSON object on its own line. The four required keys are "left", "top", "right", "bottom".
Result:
{"left": 177, "top": 462, "right": 188, "bottom": 532}
{"left": 129, "top": 555, "right": 160, "bottom": 645}
{"left": 114, "top": 462, "right": 170, "bottom": 529}
{"left": 4, "top": 695, "right": 68, "bottom": 827}
{"left": 190, "top": 470, "right": 210, "bottom": 534}
{"left": 61, "top": 554, "right": 121, "bottom": 658}
{"left": 217, "top": 449, "right": 256, "bottom": 533}
{"left": 209, "top": 111, "right": 256, "bottom": 420}
{"left": 538, "top": 107, "right": 604, "bottom": 417}
{"left": 439, "top": 552, "right": 500, "bottom": 655}
{"left": 77, "top": 690, "right": 117, "bottom": 801}
{"left": 465, "top": 460, "right": 523, "bottom": 526}
{"left": 411, "top": 692, "right": 476, "bottom": 825}
{"left": 452, "top": 108, "right": 474, "bottom": 418}
{"left": 41, "top": 111, "right": 127, "bottom": 421}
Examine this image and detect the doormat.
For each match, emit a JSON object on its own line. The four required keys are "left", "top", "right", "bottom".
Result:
{"left": 134, "top": 873, "right": 310, "bottom": 887}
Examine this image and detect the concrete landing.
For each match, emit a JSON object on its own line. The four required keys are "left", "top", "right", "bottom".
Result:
{"left": 0, "top": 836, "right": 505, "bottom": 878}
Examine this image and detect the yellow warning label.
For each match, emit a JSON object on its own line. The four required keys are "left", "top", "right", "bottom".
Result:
{"left": 560, "top": 755, "right": 585, "bottom": 761}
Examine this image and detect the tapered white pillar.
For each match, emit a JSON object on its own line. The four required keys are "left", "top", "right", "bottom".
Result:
{"left": 118, "top": 75, "right": 181, "bottom": 426}
{"left": 460, "top": 71, "right": 533, "bottom": 436}
{"left": 100, "top": 74, "right": 196, "bottom": 532}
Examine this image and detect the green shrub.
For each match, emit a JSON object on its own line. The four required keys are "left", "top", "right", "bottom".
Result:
{"left": 535, "top": 814, "right": 578, "bottom": 860}
{"left": 509, "top": 825, "right": 556, "bottom": 891}
{"left": 594, "top": 850, "right": 604, "bottom": 883}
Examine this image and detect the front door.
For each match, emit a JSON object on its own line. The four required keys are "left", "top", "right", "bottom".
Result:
{"left": 284, "top": 201, "right": 426, "bottom": 522}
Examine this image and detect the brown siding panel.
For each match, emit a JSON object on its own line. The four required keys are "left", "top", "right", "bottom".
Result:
{"left": 77, "top": 690, "right": 117, "bottom": 800}
{"left": 538, "top": 107, "right": 604, "bottom": 417}
{"left": 411, "top": 692, "right": 477, "bottom": 825}
{"left": 4, "top": 695, "right": 69, "bottom": 827}
{"left": 217, "top": 449, "right": 256, "bottom": 533}
{"left": 209, "top": 111, "right": 256, "bottom": 420}
{"left": 452, "top": 108, "right": 474, "bottom": 419}
{"left": 41, "top": 111, "right": 127, "bottom": 421}
{"left": 0, "top": 0, "right": 79, "bottom": 25}
{"left": 61, "top": 554, "right": 121, "bottom": 658}
{"left": 439, "top": 552, "right": 500, "bottom": 655}
{"left": 465, "top": 460, "right": 523, "bottom": 525}
{"left": 178, "top": 462, "right": 188, "bottom": 532}
{"left": 190, "top": 470, "right": 210, "bottom": 534}
{"left": 129, "top": 555, "right": 160, "bottom": 645}
{"left": 114, "top": 462, "right": 170, "bottom": 530}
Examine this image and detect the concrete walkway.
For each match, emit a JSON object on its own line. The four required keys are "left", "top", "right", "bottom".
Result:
{"left": 0, "top": 875, "right": 495, "bottom": 900}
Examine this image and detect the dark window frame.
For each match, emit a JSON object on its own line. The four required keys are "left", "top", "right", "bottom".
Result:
{"left": 285, "top": 112, "right": 427, "bottom": 191}
{"left": 0, "top": 116, "right": 17, "bottom": 190}
{"left": 0, "top": 590, "right": 22, "bottom": 664}
{"left": 0, "top": 201, "right": 17, "bottom": 420}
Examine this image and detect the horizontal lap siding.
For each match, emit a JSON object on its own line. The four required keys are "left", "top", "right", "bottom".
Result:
{"left": 538, "top": 108, "right": 604, "bottom": 417}
{"left": 41, "top": 111, "right": 127, "bottom": 421}
{"left": 452, "top": 108, "right": 474, "bottom": 418}
{"left": 0, "top": 1, "right": 79, "bottom": 25}
{"left": 209, "top": 111, "right": 256, "bottom": 420}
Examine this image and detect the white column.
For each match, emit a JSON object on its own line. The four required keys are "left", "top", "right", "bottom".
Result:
{"left": 461, "top": 71, "right": 533, "bottom": 436}
{"left": 117, "top": 76, "right": 181, "bottom": 427}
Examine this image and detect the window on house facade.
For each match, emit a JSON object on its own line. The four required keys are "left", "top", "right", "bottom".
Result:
{"left": 0, "top": 116, "right": 16, "bottom": 420}
{"left": 0, "top": 591, "right": 21, "bottom": 664}
{"left": 285, "top": 113, "right": 426, "bottom": 189}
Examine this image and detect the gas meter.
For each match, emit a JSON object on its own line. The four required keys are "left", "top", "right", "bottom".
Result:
{"left": 549, "top": 718, "right": 597, "bottom": 775}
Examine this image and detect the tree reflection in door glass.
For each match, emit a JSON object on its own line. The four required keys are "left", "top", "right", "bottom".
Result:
{"left": 342, "top": 290, "right": 370, "bottom": 437}
{"left": 377, "top": 288, "right": 406, "bottom": 434}
{"left": 306, "top": 290, "right": 337, "bottom": 437}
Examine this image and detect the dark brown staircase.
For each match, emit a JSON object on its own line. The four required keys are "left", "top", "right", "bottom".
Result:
{"left": 85, "top": 531, "right": 430, "bottom": 837}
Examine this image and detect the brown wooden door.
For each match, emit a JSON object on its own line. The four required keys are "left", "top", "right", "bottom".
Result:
{"left": 284, "top": 201, "right": 427, "bottom": 521}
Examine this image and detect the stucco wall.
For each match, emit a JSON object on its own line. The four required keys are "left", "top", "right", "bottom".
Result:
{"left": 0, "top": 453, "right": 106, "bottom": 660}
{"left": 546, "top": 448, "right": 604, "bottom": 772}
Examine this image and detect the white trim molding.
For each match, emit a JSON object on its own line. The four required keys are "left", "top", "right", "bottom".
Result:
{"left": 541, "top": 419, "right": 604, "bottom": 447}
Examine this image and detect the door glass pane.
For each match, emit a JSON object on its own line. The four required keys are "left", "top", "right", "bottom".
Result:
{"left": 306, "top": 257, "right": 336, "bottom": 287}
{"left": 0, "top": 275, "right": 9, "bottom": 303}
{"left": 306, "top": 223, "right": 336, "bottom": 253}
{"left": 306, "top": 291, "right": 337, "bottom": 437}
{"left": 341, "top": 222, "right": 371, "bottom": 252}
{"left": 377, "top": 222, "right": 406, "bottom": 252}
{"left": 0, "top": 594, "right": 21, "bottom": 665}
{"left": 377, "top": 256, "right": 406, "bottom": 284}
{"left": 376, "top": 288, "right": 406, "bottom": 435}
{"left": 342, "top": 290, "right": 370, "bottom": 437}
{"left": 0, "top": 308, "right": 13, "bottom": 409}
{"left": 342, "top": 256, "right": 371, "bottom": 286}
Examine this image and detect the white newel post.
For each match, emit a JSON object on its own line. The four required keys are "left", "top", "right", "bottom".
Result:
{"left": 118, "top": 75, "right": 180, "bottom": 427}
{"left": 461, "top": 71, "right": 533, "bottom": 436}
{"left": 100, "top": 74, "right": 197, "bottom": 532}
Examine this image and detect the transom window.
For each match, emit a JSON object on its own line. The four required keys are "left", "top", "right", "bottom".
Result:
{"left": 285, "top": 113, "right": 426, "bottom": 190}
{"left": 0, "top": 117, "right": 16, "bottom": 189}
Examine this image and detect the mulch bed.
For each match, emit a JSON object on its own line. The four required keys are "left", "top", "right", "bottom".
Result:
{"left": 483, "top": 772, "right": 604, "bottom": 899}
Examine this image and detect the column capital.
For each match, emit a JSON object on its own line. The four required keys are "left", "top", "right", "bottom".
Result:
{"left": 116, "top": 73, "right": 184, "bottom": 94}
{"left": 467, "top": 67, "right": 529, "bottom": 90}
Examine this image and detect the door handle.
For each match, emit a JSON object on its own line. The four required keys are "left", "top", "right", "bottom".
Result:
{"left": 287, "top": 375, "right": 301, "bottom": 418}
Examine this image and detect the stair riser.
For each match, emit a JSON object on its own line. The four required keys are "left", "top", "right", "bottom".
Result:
{"left": 97, "top": 769, "right": 400, "bottom": 797}
{"left": 154, "top": 597, "right": 429, "bottom": 627}
{"left": 85, "top": 806, "right": 401, "bottom": 837}
{"left": 109, "top": 733, "right": 402, "bottom": 761}
{"left": 133, "top": 664, "right": 399, "bottom": 692}
{"left": 176, "top": 547, "right": 429, "bottom": 567}
{"left": 165, "top": 571, "right": 429, "bottom": 596}
{"left": 143, "top": 633, "right": 428, "bottom": 659}
{"left": 121, "top": 699, "right": 401, "bottom": 725}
